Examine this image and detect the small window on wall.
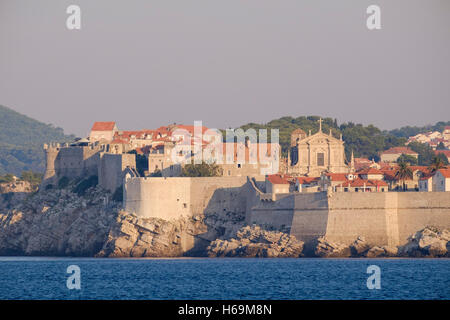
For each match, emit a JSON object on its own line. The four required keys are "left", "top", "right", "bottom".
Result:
{"left": 317, "top": 153, "right": 324, "bottom": 166}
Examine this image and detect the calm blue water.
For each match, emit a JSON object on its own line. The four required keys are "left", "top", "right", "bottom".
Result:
{"left": 0, "top": 257, "right": 448, "bottom": 300}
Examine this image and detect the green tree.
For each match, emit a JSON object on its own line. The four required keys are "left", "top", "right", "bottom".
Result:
{"left": 20, "top": 170, "right": 43, "bottom": 185}
{"left": 436, "top": 142, "right": 446, "bottom": 150}
{"left": 408, "top": 142, "right": 435, "bottom": 166}
{"left": 428, "top": 156, "right": 448, "bottom": 173}
{"left": 397, "top": 154, "right": 418, "bottom": 165}
{"left": 181, "top": 162, "right": 223, "bottom": 177}
{"left": 0, "top": 173, "right": 15, "bottom": 183}
{"left": 395, "top": 162, "right": 413, "bottom": 191}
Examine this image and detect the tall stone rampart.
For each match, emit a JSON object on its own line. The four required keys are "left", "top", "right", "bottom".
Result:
{"left": 124, "top": 176, "right": 261, "bottom": 220}
{"left": 248, "top": 191, "right": 450, "bottom": 248}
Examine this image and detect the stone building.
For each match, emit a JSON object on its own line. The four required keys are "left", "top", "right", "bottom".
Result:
{"left": 89, "top": 122, "right": 118, "bottom": 142}
{"left": 380, "top": 147, "right": 418, "bottom": 163}
{"left": 287, "top": 119, "right": 348, "bottom": 177}
{"left": 433, "top": 169, "right": 450, "bottom": 192}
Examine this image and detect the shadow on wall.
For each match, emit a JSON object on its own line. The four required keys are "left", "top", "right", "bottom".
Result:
{"left": 183, "top": 183, "right": 253, "bottom": 256}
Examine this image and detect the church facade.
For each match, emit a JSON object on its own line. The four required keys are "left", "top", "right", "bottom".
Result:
{"left": 288, "top": 119, "right": 349, "bottom": 177}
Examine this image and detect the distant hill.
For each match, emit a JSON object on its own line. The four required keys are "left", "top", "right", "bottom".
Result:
{"left": 237, "top": 116, "right": 408, "bottom": 161}
{"left": 387, "top": 121, "right": 450, "bottom": 138}
{"left": 0, "top": 105, "right": 75, "bottom": 176}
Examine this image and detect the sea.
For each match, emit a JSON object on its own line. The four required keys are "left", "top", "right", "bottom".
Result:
{"left": 0, "top": 257, "right": 448, "bottom": 300}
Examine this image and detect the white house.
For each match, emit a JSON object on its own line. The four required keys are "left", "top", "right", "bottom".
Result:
{"left": 419, "top": 175, "right": 433, "bottom": 192}
{"left": 432, "top": 169, "right": 450, "bottom": 192}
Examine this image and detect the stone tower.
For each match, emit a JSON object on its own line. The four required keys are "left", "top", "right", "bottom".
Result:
{"left": 290, "top": 129, "right": 307, "bottom": 147}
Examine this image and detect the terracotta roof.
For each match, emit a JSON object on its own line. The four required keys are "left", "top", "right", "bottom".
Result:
{"left": 434, "top": 150, "right": 450, "bottom": 158}
{"left": 409, "top": 166, "right": 430, "bottom": 174}
{"left": 381, "top": 147, "right": 418, "bottom": 155}
{"left": 91, "top": 122, "right": 116, "bottom": 131}
{"left": 267, "top": 174, "right": 291, "bottom": 185}
{"left": 438, "top": 169, "right": 450, "bottom": 178}
{"left": 291, "top": 128, "right": 306, "bottom": 135}
{"left": 110, "top": 139, "right": 128, "bottom": 144}
{"left": 357, "top": 167, "right": 383, "bottom": 175}
{"left": 340, "top": 178, "right": 388, "bottom": 188}
{"left": 420, "top": 174, "right": 433, "bottom": 181}
{"left": 296, "top": 177, "right": 319, "bottom": 184}
{"left": 324, "top": 173, "right": 348, "bottom": 181}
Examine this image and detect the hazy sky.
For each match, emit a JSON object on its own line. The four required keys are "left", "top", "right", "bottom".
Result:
{"left": 1, "top": 0, "right": 449, "bottom": 137}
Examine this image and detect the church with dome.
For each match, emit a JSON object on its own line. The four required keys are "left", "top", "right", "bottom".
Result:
{"left": 287, "top": 119, "right": 350, "bottom": 177}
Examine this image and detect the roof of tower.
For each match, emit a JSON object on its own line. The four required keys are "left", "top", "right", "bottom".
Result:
{"left": 291, "top": 128, "right": 306, "bottom": 135}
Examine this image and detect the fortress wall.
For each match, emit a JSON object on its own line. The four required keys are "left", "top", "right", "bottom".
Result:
{"left": 323, "top": 193, "right": 398, "bottom": 246}
{"left": 396, "top": 192, "right": 450, "bottom": 244}
{"left": 55, "top": 147, "right": 86, "bottom": 178}
{"left": 287, "top": 192, "right": 450, "bottom": 247}
{"left": 125, "top": 177, "right": 192, "bottom": 220}
{"left": 98, "top": 153, "right": 136, "bottom": 192}
{"left": 52, "top": 147, "right": 101, "bottom": 181}
{"left": 248, "top": 195, "right": 295, "bottom": 232}
{"left": 188, "top": 177, "right": 249, "bottom": 216}
{"left": 290, "top": 193, "right": 330, "bottom": 244}
{"left": 124, "top": 176, "right": 256, "bottom": 220}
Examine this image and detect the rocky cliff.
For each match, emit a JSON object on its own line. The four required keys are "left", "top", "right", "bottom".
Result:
{"left": 0, "top": 182, "right": 448, "bottom": 258}
{"left": 207, "top": 226, "right": 304, "bottom": 258}
{"left": 0, "top": 182, "right": 242, "bottom": 257}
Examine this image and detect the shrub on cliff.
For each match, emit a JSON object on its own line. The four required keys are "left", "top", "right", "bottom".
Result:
{"left": 182, "top": 162, "right": 222, "bottom": 177}
{"left": 74, "top": 175, "right": 98, "bottom": 196}
{"left": 20, "top": 170, "right": 42, "bottom": 185}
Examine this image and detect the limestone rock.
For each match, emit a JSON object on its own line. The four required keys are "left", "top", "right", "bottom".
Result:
{"left": 365, "top": 246, "right": 398, "bottom": 258}
{"left": 314, "top": 237, "right": 351, "bottom": 257}
{"left": 350, "top": 236, "right": 371, "bottom": 256}
{"left": 207, "top": 225, "right": 304, "bottom": 258}
{"left": 398, "top": 227, "right": 449, "bottom": 257}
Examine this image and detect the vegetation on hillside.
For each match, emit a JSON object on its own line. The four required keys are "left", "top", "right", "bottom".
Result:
{"left": 236, "top": 116, "right": 406, "bottom": 161}
{"left": 387, "top": 121, "right": 450, "bottom": 138}
{"left": 0, "top": 105, "right": 75, "bottom": 176}
{"left": 181, "top": 162, "right": 223, "bottom": 177}
{"left": 0, "top": 170, "right": 43, "bottom": 185}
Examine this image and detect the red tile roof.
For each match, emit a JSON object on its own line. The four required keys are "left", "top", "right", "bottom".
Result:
{"left": 434, "top": 150, "right": 450, "bottom": 158}
{"left": 357, "top": 167, "right": 383, "bottom": 175}
{"left": 438, "top": 169, "right": 450, "bottom": 178}
{"left": 381, "top": 147, "right": 418, "bottom": 155}
{"left": 267, "top": 174, "right": 291, "bottom": 185}
{"left": 91, "top": 122, "right": 116, "bottom": 131}
{"left": 324, "top": 173, "right": 348, "bottom": 181}
{"left": 296, "top": 177, "right": 319, "bottom": 184}
{"left": 340, "top": 178, "right": 388, "bottom": 188}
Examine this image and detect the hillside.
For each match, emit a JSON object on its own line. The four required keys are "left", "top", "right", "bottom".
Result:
{"left": 237, "top": 116, "right": 407, "bottom": 161}
{"left": 387, "top": 121, "right": 450, "bottom": 138}
{"left": 0, "top": 105, "right": 75, "bottom": 176}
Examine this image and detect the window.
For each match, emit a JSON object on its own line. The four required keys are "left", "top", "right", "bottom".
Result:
{"left": 317, "top": 153, "right": 325, "bottom": 166}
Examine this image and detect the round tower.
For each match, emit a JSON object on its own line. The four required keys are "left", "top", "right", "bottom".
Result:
{"left": 42, "top": 143, "right": 60, "bottom": 187}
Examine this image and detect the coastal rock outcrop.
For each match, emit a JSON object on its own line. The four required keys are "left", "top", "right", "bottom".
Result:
{"left": 314, "top": 237, "right": 351, "bottom": 257}
{"left": 398, "top": 226, "right": 449, "bottom": 257}
{"left": 0, "top": 182, "right": 241, "bottom": 257}
{"left": 207, "top": 225, "right": 304, "bottom": 257}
